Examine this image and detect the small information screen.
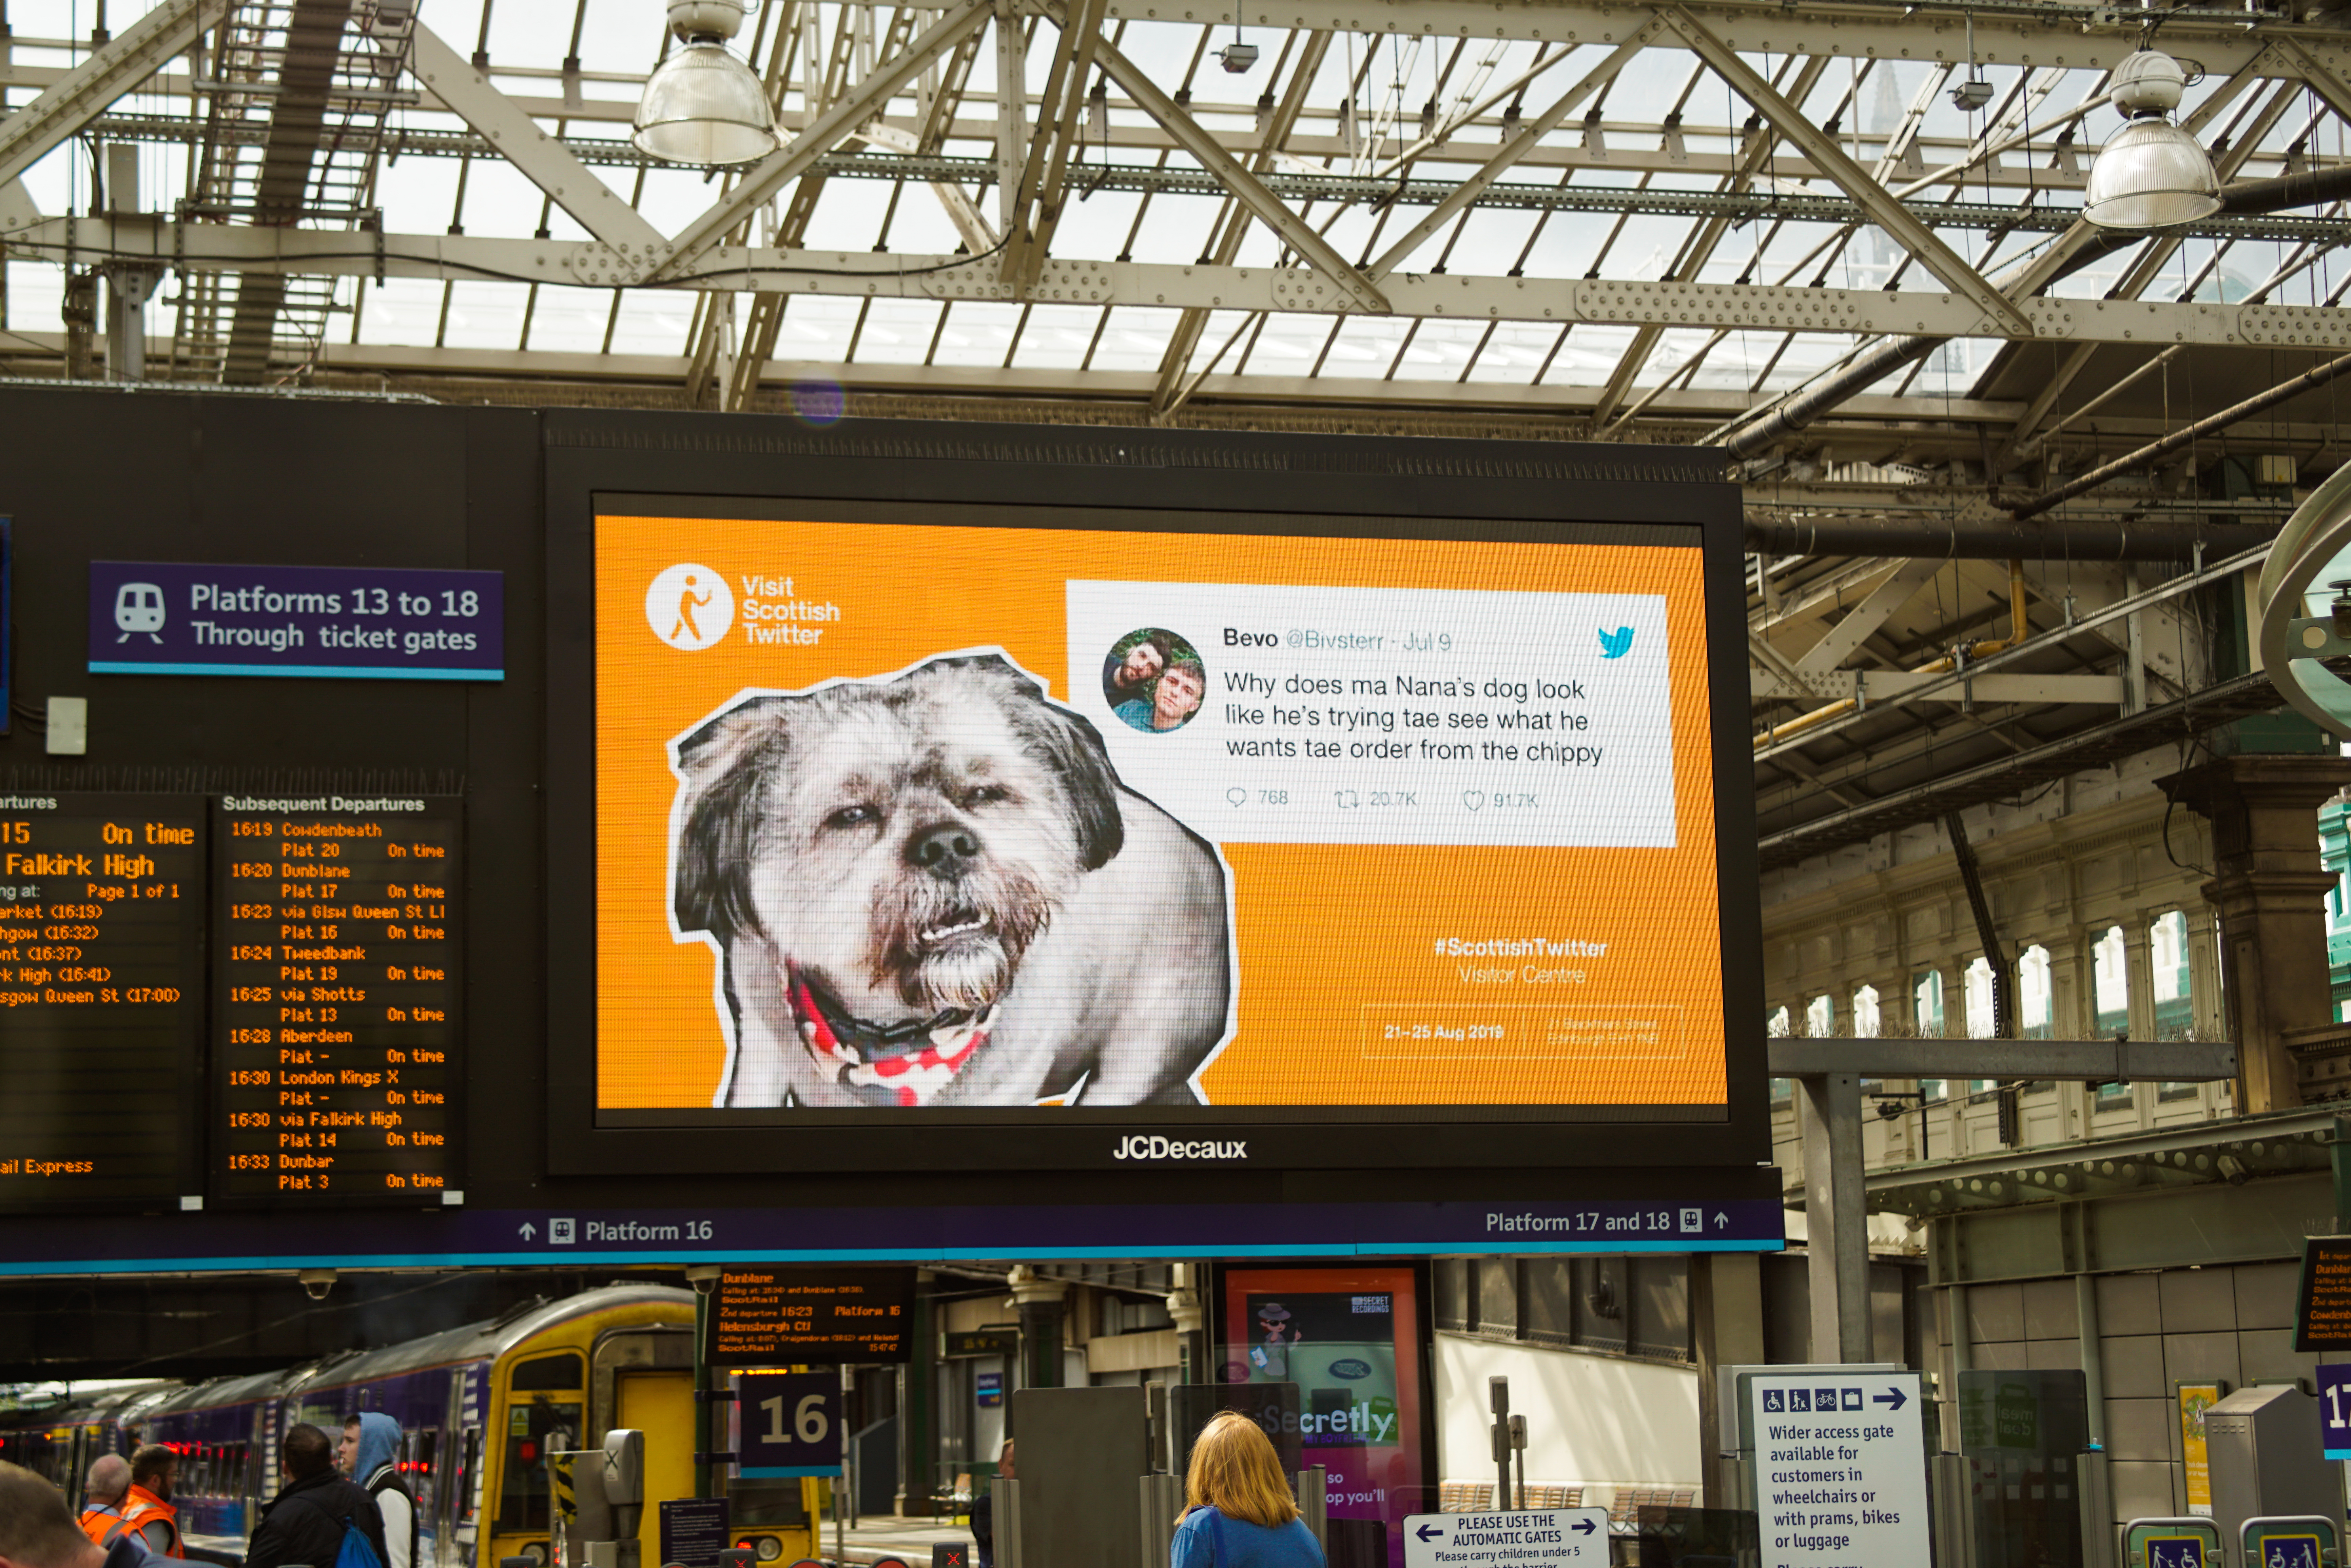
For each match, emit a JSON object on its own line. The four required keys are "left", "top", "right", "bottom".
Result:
{"left": 0, "top": 792, "right": 204, "bottom": 1210}
{"left": 2297, "top": 1235, "right": 2351, "bottom": 1351}
{"left": 212, "top": 796, "right": 462, "bottom": 1202}
{"left": 711, "top": 1266, "right": 916, "bottom": 1363}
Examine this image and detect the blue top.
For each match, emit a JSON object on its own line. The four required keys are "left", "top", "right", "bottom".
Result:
{"left": 1171, "top": 1508, "right": 1326, "bottom": 1568}
{"left": 1115, "top": 698, "right": 1181, "bottom": 733}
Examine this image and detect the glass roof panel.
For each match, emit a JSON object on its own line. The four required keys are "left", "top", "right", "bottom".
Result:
{"left": 607, "top": 287, "right": 699, "bottom": 356}
{"left": 353, "top": 277, "right": 451, "bottom": 348}
{"left": 441, "top": 280, "right": 535, "bottom": 350}
{"left": 772, "top": 294, "right": 864, "bottom": 361}
{"left": 1085, "top": 307, "right": 1178, "bottom": 372}
{"left": 1001, "top": 303, "right": 1098, "bottom": 369}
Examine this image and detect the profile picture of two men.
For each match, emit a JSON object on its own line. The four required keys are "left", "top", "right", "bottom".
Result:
{"left": 1101, "top": 627, "right": 1205, "bottom": 734}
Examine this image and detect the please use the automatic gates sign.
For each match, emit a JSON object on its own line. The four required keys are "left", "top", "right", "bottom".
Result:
{"left": 1401, "top": 1508, "right": 1606, "bottom": 1568}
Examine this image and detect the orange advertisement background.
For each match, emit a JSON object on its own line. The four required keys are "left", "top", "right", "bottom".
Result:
{"left": 595, "top": 514, "right": 1726, "bottom": 1111}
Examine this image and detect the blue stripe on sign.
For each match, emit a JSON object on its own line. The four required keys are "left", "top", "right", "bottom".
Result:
{"left": 0, "top": 1238, "right": 1782, "bottom": 1276}
{"left": 89, "top": 661, "right": 504, "bottom": 681}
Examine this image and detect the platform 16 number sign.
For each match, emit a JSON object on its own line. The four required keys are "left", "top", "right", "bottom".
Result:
{"left": 735, "top": 1371, "right": 839, "bottom": 1478}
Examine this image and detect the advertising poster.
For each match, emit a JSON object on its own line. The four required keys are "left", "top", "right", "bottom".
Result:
{"left": 2177, "top": 1383, "right": 2222, "bottom": 1514}
{"left": 1221, "top": 1263, "right": 1426, "bottom": 1568}
{"left": 591, "top": 512, "right": 1724, "bottom": 1123}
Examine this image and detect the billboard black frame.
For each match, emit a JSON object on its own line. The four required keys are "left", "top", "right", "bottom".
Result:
{"left": 542, "top": 413, "right": 1766, "bottom": 1179}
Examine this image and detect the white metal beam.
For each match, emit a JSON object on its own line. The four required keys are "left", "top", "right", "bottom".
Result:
{"left": 1793, "top": 556, "right": 1946, "bottom": 673}
{"left": 0, "top": 0, "right": 230, "bottom": 188}
{"left": 1656, "top": 5, "right": 2033, "bottom": 336}
{"left": 1750, "top": 670, "right": 2127, "bottom": 704}
{"left": 1366, "top": 22, "right": 1664, "bottom": 280}
{"left": 1081, "top": 22, "right": 1388, "bottom": 315}
{"left": 407, "top": 25, "right": 664, "bottom": 254}
{"left": 12, "top": 220, "right": 2351, "bottom": 353}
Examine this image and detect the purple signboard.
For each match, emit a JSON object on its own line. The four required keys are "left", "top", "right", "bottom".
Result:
{"left": 89, "top": 561, "right": 503, "bottom": 681}
{"left": 2324, "top": 1361, "right": 2351, "bottom": 1459}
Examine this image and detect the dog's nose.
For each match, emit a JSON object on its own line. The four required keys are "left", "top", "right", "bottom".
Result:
{"left": 907, "top": 821, "right": 983, "bottom": 871}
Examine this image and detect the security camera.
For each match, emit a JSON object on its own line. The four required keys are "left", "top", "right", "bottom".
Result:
{"left": 298, "top": 1269, "right": 337, "bottom": 1301}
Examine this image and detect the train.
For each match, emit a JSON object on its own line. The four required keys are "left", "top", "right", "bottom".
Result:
{"left": 0, "top": 1285, "right": 819, "bottom": 1568}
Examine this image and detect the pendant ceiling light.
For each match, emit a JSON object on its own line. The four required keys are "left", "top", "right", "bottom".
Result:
{"left": 635, "top": 0, "right": 777, "bottom": 167}
{"left": 2083, "top": 51, "right": 2220, "bottom": 230}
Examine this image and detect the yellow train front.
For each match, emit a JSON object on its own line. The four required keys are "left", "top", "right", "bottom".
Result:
{"left": 140, "top": 1283, "right": 820, "bottom": 1568}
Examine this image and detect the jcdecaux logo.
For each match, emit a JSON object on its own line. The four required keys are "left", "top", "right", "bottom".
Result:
{"left": 1112, "top": 1135, "right": 1249, "bottom": 1161}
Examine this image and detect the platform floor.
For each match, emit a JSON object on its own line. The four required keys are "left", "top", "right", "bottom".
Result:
{"left": 829, "top": 1515, "right": 976, "bottom": 1566}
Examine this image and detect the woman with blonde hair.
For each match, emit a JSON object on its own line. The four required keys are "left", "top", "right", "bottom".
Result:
{"left": 1172, "top": 1411, "right": 1327, "bottom": 1568}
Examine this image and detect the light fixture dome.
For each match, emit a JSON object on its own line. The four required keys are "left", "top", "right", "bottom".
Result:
{"left": 634, "top": 38, "right": 777, "bottom": 166}
{"left": 2083, "top": 117, "right": 2221, "bottom": 229}
{"left": 2082, "top": 50, "right": 2220, "bottom": 230}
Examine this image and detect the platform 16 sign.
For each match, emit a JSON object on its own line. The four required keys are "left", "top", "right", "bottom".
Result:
{"left": 737, "top": 1371, "right": 840, "bottom": 1477}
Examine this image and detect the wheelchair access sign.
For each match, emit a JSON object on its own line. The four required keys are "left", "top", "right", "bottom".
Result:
{"left": 1402, "top": 1509, "right": 1607, "bottom": 1568}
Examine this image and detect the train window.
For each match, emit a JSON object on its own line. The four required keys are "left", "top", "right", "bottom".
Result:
{"left": 509, "top": 1354, "right": 584, "bottom": 1392}
{"left": 455, "top": 1428, "right": 481, "bottom": 1527}
{"left": 496, "top": 1396, "right": 580, "bottom": 1533}
{"left": 413, "top": 1428, "right": 439, "bottom": 1521}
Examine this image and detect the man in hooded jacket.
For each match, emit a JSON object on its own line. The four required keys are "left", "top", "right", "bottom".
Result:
{"left": 337, "top": 1417, "right": 413, "bottom": 1568}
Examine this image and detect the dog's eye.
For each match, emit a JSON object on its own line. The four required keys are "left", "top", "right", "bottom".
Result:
{"left": 963, "top": 785, "right": 1011, "bottom": 808}
{"left": 824, "top": 805, "right": 878, "bottom": 829}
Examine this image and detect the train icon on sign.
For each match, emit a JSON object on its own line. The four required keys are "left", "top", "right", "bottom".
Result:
{"left": 114, "top": 582, "right": 166, "bottom": 643}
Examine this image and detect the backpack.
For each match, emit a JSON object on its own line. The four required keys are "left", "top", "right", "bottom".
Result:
{"left": 290, "top": 1494, "right": 385, "bottom": 1568}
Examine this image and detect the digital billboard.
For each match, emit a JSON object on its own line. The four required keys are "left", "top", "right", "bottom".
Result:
{"left": 1218, "top": 1262, "right": 1431, "bottom": 1568}
{"left": 581, "top": 500, "right": 1747, "bottom": 1170}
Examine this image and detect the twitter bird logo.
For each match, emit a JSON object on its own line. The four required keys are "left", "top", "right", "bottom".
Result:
{"left": 1599, "top": 626, "right": 1635, "bottom": 660}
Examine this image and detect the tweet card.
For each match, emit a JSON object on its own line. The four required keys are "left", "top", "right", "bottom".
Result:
{"left": 1067, "top": 580, "right": 1677, "bottom": 849}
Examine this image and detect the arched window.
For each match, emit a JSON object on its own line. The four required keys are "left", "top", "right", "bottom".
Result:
{"left": 1806, "top": 994, "right": 1836, "bottom": 1038}
{"left": 2018, "top": 945, "right": 2054, "bottom": 1039}
{"left": 1852, "top": 985, "right": 1882, "bottom": 1037}
{"left": 1963, "top": 956, "right": 1995, "bottom": 1038}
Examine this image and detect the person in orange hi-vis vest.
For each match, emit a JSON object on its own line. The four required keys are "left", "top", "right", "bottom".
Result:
{"left": 113, "top": 1449, "right": 182, "bottom": 1558}
{"left": 76, "top": 1456, "right": 137, "bottom": 1553}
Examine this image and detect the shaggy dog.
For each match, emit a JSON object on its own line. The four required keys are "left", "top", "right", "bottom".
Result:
{"left": 670, "top": 654, "right": 1231, "bottom": 1107}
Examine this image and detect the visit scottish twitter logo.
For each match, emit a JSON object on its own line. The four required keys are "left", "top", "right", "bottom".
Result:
{"left": 1598, "top": 626, "right": 1635, "bottom": 660}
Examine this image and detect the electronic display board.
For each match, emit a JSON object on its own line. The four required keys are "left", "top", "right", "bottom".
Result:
{"left": 711, "top": 1265, "right": 916, "bottom": 1361}
{"left": 579, "top": 499, "right": 1746, "bottom": 1173}
{"left": 1219, "top": 1262, "right": 1430, "bottom": 1568}
{"left": 213, "top": 795, "right": 462, "bottom": 1203}
{"left": 0, "top": 792, "right": 204, "bottom": 1209}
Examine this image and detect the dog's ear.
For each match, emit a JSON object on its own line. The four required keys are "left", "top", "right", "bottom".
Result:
{"left": 1011, "top": 685, "right": 1126, "bottom": 871}
{"left": 673, "top": 699, "right": 792, "bottom": 938}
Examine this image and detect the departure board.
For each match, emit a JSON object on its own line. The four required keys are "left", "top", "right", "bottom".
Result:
{"left": 0, "top": 793, "right": 205, "bottom": 1210}
{"left": 712, "top": 1267, "right": 917, "bottom": 1362}
{"left": 213, "top": 796, "right": 461, "bottom": 1202}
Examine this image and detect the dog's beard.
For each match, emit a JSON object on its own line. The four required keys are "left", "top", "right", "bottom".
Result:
{"left": 864, "top": 863, "right": 1055, "bottom": 1012}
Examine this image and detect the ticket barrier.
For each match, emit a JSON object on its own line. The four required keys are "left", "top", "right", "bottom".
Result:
{"left": 551, "top": 1430, "right": 646, "bottom": 1568}
{"left": 2123, "top": 1517, "right": 2224, "bottom": 1568}
{"left": 2208, "top": 1387, "right": 2344, "bottom": 1553}
{"left": 2239, "top": 1516, "right": 2339, "bottom": 1568}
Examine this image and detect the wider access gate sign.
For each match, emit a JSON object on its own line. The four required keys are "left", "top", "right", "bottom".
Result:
{"left": 1744, "top": 1370, "right": 1928, "bottom": 1568}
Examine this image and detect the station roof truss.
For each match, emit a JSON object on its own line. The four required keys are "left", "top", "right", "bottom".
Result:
{"left": 1, "top": 0, "right": 2345, "bottom": 838}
